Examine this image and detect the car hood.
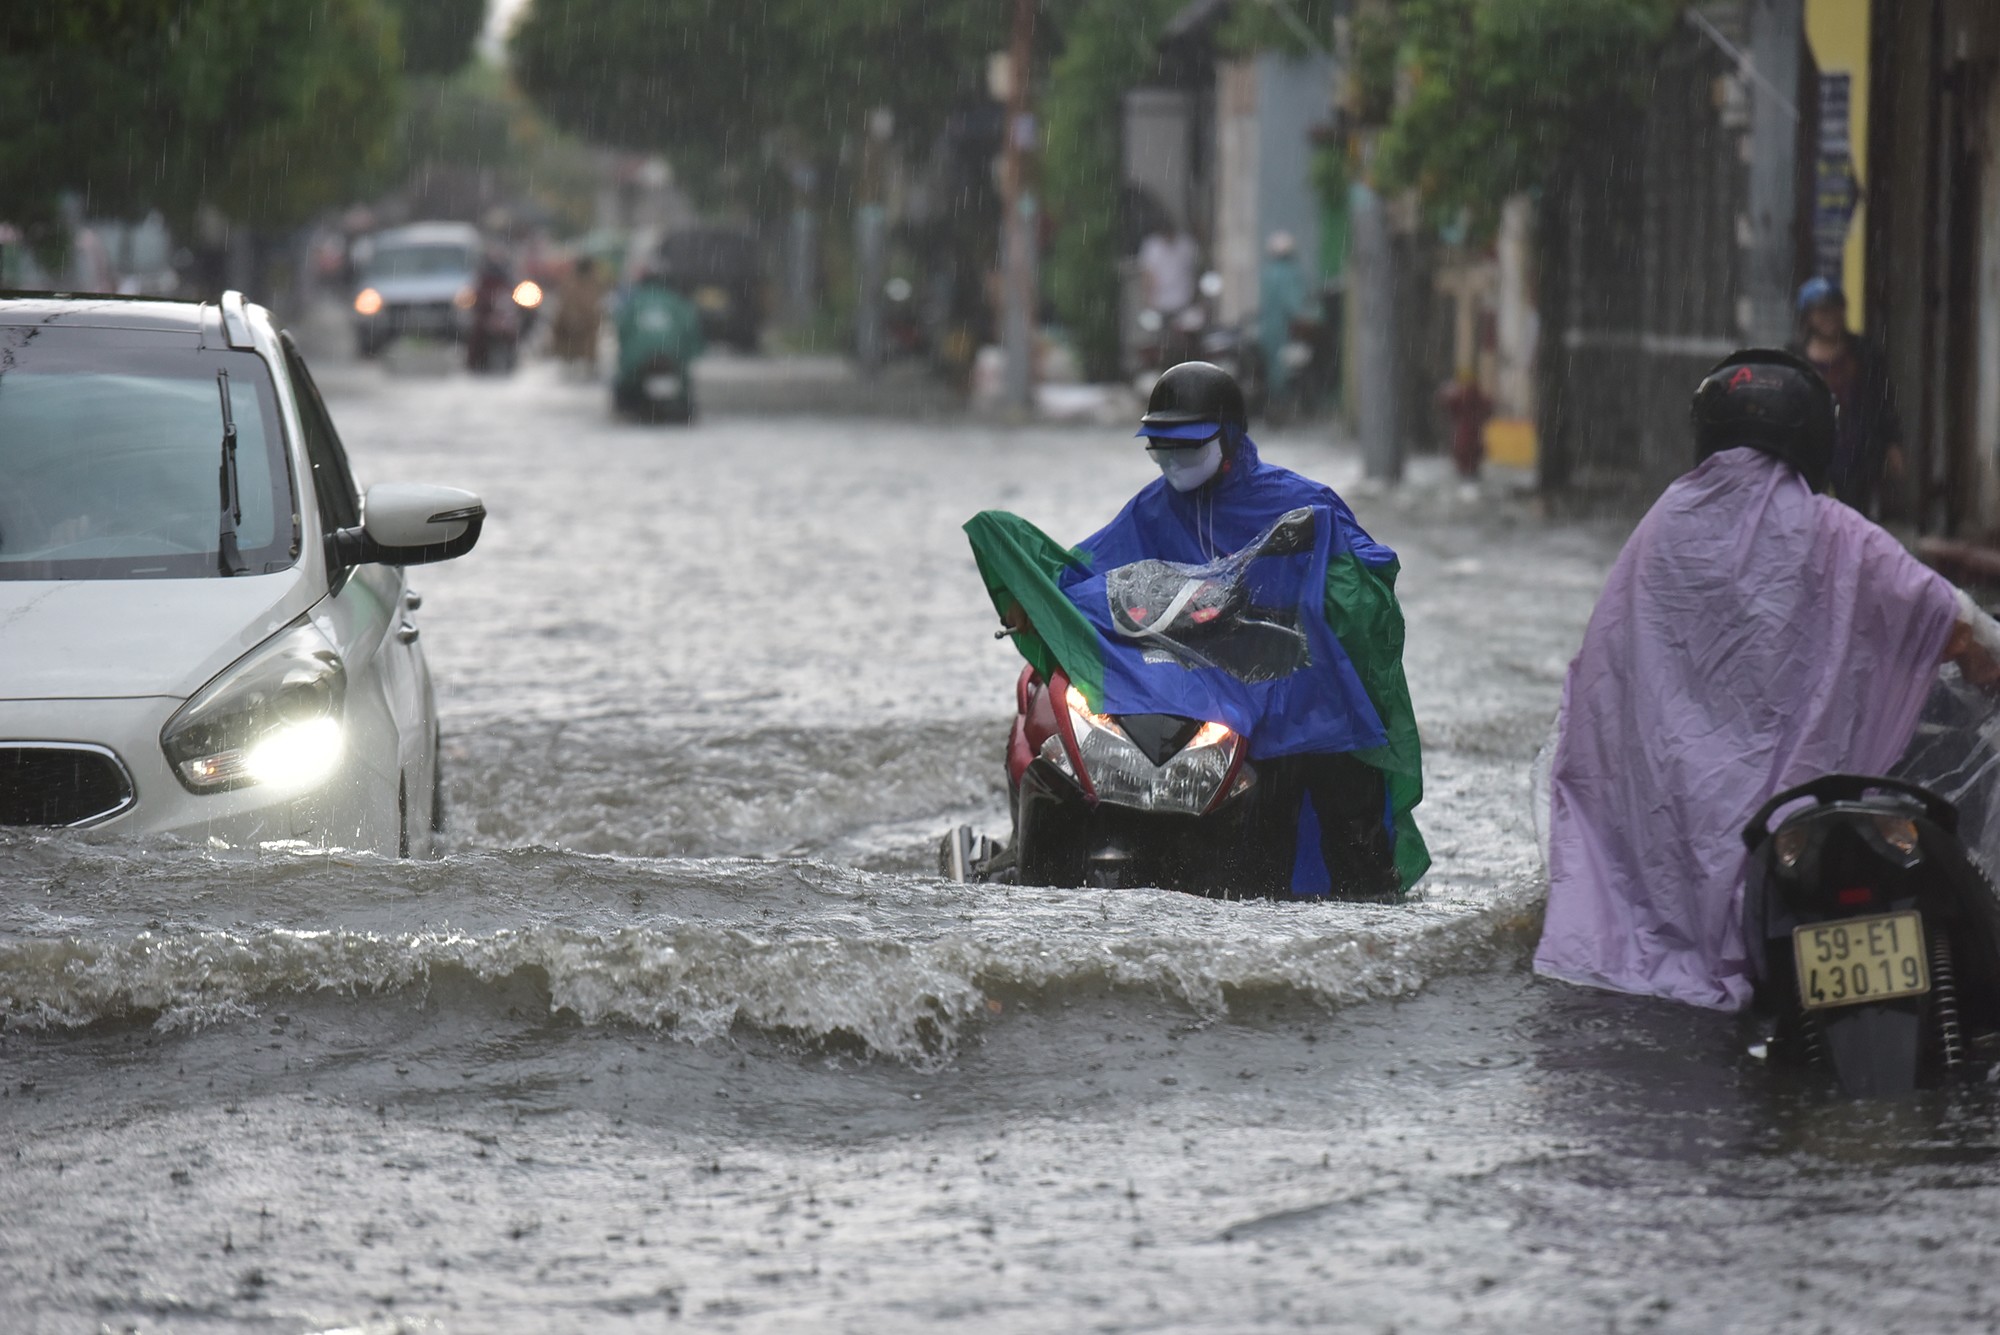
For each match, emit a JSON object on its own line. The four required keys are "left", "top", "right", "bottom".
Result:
{"left": 361, "top": 274, "right": 472, "bottom": 305}
{"left": 0, "top": 571, "right": 317, "bottom": 701}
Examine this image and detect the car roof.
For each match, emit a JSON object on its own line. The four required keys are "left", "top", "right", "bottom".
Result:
{"left": 373, "top": 222, "right": 482, "bottom": 249}
{"left": 0, "top": 291, "right": 216, "bottom": 338}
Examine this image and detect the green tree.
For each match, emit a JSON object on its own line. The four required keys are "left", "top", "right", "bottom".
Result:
{"left": 1369, "top": 0, "right": 1677, "bottom": 236}
{"left": 510, "top": 0, "right": 991, "bottom": 194}
{"left": 387, "top": 0, "right": 487, "bottom": 77}
{"left": 0, "top": 0, "right": 402, "bottom": 246}
{"left": 1040, "top": 0, "right": 1185, "bottom": 380}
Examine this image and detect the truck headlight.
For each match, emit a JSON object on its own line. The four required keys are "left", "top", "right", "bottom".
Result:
{"left": 161, "top": 621, "right": 345, "bottom": 793}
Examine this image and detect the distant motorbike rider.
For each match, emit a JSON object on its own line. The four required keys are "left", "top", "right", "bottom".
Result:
{"left": 993, "top": 361, "right": 1427, "bottom": 896}
{"left": 613, "top": 260, "right": 705, "bottom": 417}
{"left": 1537, "top": 348, "right": 2000, "bottom": 1011}
{"left": 465, "top": 254, "right": 517, "bottom": 374}
{"left": 1257, "top": 231, "right": 1311, "bottom": 403}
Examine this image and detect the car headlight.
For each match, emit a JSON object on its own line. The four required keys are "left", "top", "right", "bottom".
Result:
{"left": 161, "top": 620, "right": 345, "bottom": 793}
{"left": 353, "top": 287, "right": 384, "bottom": 316}
{"left": 1060, "top": 684, "right": 1243, "bottom": 815}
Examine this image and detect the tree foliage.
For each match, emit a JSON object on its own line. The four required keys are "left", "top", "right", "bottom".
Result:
{"left": 510, "top": 0, "right": 994, "bottom": 190}
{"left": 0, "top": 0, "right": 403, "bottom": 242}
{"left": 389, "top": 61, "right": 605, "bottom": 236}
{"left": 1041, "top": 0, "right": 1185, "bottom": 380}
{"left": 386, "top": 0, "right": 488, "bottom": 78}
{"left": 1369, "top": 0, "right": 1676, "bottom": 234}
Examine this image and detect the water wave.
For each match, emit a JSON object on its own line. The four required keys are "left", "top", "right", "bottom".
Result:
{"left": 0, "top": 867, "right": 1544, "bottom": 1062}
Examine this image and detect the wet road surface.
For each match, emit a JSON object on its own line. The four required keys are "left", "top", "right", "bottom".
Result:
{"left": 7, "top": 359, "right": 2000, "bottom": 1333}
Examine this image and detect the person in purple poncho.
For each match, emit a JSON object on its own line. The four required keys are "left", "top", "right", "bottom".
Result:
{"left": 1536, "top": 349, "right": 2000, "bottom": 1011}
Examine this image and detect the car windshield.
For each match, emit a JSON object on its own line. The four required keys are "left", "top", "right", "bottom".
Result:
{"left": 365, "top": 244, "right": 475, "bottom": 280}
{"left": 0, "top": 326, "right": 298, "bottom": 580}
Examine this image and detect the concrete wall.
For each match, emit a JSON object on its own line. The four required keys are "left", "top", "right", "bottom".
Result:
{"left": 1123, "top": 88, "right": 1197, "bottom": 233}
{"left": 1210, "top": 54, "right": 1332, "bottom": 327}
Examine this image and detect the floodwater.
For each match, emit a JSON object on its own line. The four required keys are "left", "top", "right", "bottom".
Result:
{"left": 8, "top": 358, "right": 2000, "bottom": 1334}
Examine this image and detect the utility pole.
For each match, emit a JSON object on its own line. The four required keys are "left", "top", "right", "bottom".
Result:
{"left": 856, "top": 107, "right": 893, "bottom": 375}
{"left": 1349, "top": 180, "right": 1401, "bottom": 485}
{"left": 1744, "top": 0, "right": 1802, "bottom": 345}
{"left": 999, "top": 0, "right": 1037, "bottom": 416}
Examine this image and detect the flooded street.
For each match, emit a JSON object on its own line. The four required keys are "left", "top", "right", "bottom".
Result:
{"left": 8, "top": 360, "right": 2000, "bottom": 1334}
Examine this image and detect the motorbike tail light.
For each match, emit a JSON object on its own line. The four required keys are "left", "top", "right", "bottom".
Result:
{"left": 1836, "top": 887, "right": 1876, "bottom": 907}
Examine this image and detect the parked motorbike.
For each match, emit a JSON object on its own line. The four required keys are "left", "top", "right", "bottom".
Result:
{"left": 942, "top": 509, "right": 1391, "bottom": 897}
{"left": 1133, "top": 272, "right": 1269, "bottom": 418}
{"left": 1742, "top": 737, "right": 2000, "bottom": 1096}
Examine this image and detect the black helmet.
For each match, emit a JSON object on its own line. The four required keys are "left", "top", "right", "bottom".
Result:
{"left": 1690, "top": 348, "right": 1837, "bottom": 491}
{"left": 1141, "top": 361, "right": 1246, "bottom": 435}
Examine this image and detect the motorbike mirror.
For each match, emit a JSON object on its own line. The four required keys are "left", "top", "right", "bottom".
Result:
{"left": 1199, "top": 270, "right": 1224, "bottom": 299}
{"left": 1258, "top": 508, "right": 1316, "bottom": 557}
{"left": 331, "top": 483, "right": 486, "bottom": 569}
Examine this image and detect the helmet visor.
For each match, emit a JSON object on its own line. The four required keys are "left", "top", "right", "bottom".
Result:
{"left": 1136, "top": 420, "right": 1222, "bottom": 446}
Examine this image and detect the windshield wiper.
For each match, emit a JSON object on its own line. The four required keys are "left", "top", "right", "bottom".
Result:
{"left": 216, "top": 369, "right": 246, "bottom": 576}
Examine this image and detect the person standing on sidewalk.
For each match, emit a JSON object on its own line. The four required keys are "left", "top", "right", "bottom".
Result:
{"left": 1790, "top": 277, "right": 1904, "bottom": 515}
{"left": 1258, "top": 231, "right": 1310, "bottom": 404}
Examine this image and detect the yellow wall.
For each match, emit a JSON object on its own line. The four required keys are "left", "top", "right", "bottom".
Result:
{"left": 1806, "top": 0, "right": 1871, "bottom": 329}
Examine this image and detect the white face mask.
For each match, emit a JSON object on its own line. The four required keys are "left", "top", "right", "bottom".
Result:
{"left": 1150, "top": 438, "right": 1223, "bottom": 492}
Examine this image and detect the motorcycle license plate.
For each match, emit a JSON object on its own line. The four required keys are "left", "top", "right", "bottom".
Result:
{"left": 644, "top": 374, "right": 683, "bottom": 397}
{"left": 1793, "top": 911, "right": 1928, "bottom": 1010}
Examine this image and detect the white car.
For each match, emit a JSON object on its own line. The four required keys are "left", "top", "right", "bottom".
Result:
{"left": 0, "top": 290, "right": 484, "bottom": 856}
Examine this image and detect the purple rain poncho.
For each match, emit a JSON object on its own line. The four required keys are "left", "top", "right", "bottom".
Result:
{"left": 1535, "top": 447, "right": 1962, "bottom": 1011}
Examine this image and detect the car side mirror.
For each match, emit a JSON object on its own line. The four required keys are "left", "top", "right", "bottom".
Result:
{"left": 330, "top": 483, "right": 485, "bottom": 568}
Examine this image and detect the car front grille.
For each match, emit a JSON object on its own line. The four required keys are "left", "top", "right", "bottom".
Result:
{"left": 389, "top": 301, "right": 458, "bottom": 331}
{"left": 0, "top": 745, "right": 136, "bottom": 827}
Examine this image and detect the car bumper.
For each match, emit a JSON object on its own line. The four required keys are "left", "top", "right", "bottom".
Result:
{"left": 0, "top": 697, "right": 398, "bottom": 852}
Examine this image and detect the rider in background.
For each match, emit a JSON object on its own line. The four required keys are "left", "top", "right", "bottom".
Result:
{"left": 613, "top": 260, "right": 705, "bottom": 414}
{"left": 1536, "top": 349, "right": 2000, "bottom": 1011}
{"left": 1790, "top": 276, "right": 1904, "bottom": 516}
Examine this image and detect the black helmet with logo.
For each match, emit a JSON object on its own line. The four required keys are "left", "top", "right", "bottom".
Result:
{"left": 1140, "top": 361, "right": 1247, "bottom": 436}
{"left": 1690, "top": 348, "right": 1838, "bottom": 491}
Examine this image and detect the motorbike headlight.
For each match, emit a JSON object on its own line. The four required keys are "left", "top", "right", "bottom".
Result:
{"left": 353, "top": 287, "right": 384, "bottom": 316}
{"left": 1061, "top": 685, "right": 1242, "bottom": 815}
{"left": 161, "top": 621, "right": 346, "bottom": 794}
{"left": 512, "top": 279, "right": 543, "bottom": 309}
{"left": 453, "top": 286, "right": 477, "bottom": 310}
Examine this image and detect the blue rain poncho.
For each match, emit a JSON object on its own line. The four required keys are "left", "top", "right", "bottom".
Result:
{"left": 965, "top": 433, "right": 1427, "bottom": 889}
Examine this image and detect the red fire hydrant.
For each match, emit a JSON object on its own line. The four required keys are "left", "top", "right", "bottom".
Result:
{"left": 1439, "top": 373, "right": 1493, "bottom": 480}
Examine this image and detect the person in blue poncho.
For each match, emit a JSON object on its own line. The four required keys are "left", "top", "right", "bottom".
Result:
{"left": 981, "top": 362, "right": 1427, "bottom": 897}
